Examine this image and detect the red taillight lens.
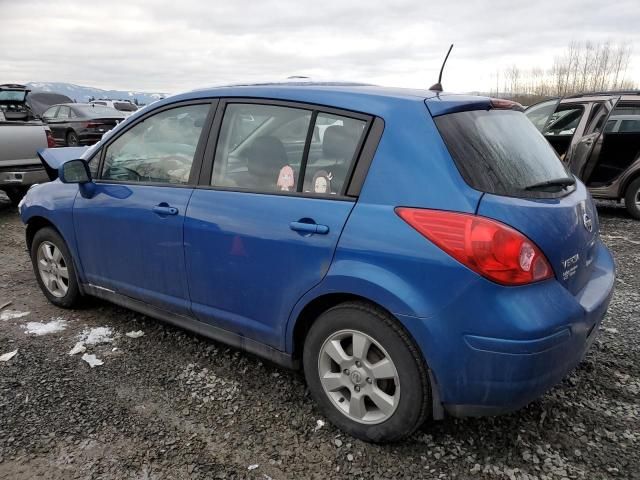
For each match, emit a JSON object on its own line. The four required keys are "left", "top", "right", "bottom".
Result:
{"left": 45, "top": 129, "right": 56, "bottom": 148}
{"left": 396, "top": 208, "right": 553, "bottom": 286}
{"left": 84, "top": 121, "right": 101, "bottom": 128}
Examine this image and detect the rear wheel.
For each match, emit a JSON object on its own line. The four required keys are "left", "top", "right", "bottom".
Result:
{"left": 624, "top": 177, "right": 640, "bottom": 220}
{"left": 303, "top": 301, "right": 431, "bottom": 442}
{"left": 66, "top": 130, "right": 79, "bottom": 147}
{"left": 30, "top": 227, "right": 81, "bottom": 308}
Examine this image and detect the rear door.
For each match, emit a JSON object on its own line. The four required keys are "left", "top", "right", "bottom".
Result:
{"left": 184, "top": 100, "right": 371, "bottom": 349}
{"left": 43, "top": 106, "right": 65, "bottom": 144}
{"left": 573, "top": 97, "right": 620, "bottom": 182}
{"left": 435, "top": 107, "right": 598, "bottom": 296}
{"left": 73, "top": 101, "right": 215, "bottom": 314}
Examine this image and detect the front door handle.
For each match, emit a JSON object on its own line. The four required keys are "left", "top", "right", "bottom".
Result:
{"left": 152, "top": 204, "right": 179, "bottom": 216}
{"left": 290, "top": 221, "right": 329, "bottom": 235}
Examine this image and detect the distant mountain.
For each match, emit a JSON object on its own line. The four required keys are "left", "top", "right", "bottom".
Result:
{"left": 26, "top": 82, "right": 168, "bottom": 105}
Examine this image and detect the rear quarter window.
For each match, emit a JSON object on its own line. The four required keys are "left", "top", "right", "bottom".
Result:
{"left": 435, "top": 109, "right": 572, "bottom": 198}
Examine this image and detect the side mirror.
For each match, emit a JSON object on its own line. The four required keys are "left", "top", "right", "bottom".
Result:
{"left": 59, "top": 159, "right": 91, "bottom": 184}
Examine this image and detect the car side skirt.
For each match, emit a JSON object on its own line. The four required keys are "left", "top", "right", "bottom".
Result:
{"left": 82, "top": 284, "right": 298, "bottom": 370}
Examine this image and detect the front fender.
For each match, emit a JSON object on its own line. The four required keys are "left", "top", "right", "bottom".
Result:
{"left": 20, "top": 181, "right": 83, "bottom": 281}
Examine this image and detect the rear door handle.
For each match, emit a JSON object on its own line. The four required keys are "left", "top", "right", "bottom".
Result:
{"left": 152, "top": 205, "right": 179, "bottom": 216}
{"left": 289, "top": 221, "right": 329, "bottom": 235}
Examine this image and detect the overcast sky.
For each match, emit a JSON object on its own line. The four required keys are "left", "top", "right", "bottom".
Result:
{"left": 1, "top": 0, "right": 638, "bottom": 95}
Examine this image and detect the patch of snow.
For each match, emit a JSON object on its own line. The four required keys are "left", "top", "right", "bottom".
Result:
{"left": 248, "top": 464, "right": 259, "bottom": 471}
{"left": 68, "top": 342, "right": 86, "bottom": 355}
{"left": 82, "top": 353, "right": 104, "bottom": 368}
{"left": 125, "top": 330, "right": 144, "bottom": 338}
{"left": 0, "top": 349, "right": 18, "bottom": 362}
{"left": 24, "top": 318, "right": 67, "bottom": 336}
{"left": 1, "top": 310, "right": 30, "bottom": 321}
{"left": 79, "top": 326, "right": 114, "bottom": 345}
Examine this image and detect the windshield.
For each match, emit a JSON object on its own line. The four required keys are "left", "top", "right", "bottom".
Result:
{"left": 0, "top": 90, "right": 27, "bottom": 102}
{"left": 435, "top": 109, "right": 573, "bottom": 197}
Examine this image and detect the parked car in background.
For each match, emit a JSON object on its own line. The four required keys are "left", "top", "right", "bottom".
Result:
{"left": 0, "top": 84, "right": 55, "bottom": 205}
{"left": 42, "top": 103, "right": 125, "bottom": 146}
{"left": 20, "top": 83, "right": 614, "bottom": 442}
{"left": 525, "top": 91, "right": 640, "bottom": 219}
{"left": 89, "top": 99, "right": 138, "bottom": 116}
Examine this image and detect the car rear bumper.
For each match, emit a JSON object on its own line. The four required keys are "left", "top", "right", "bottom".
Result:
{"left": 0, "top": 166, "right": 49, "bottom": 187}
{"left": 399, "top": 241, "right": 615, "bottom": 417}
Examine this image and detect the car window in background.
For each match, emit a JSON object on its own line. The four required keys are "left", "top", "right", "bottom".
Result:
{"left": 43, "top": 106, "right": 59, "bottom": 120}
{"left": 101, "top": 104, "right": 210, "bottom": 184}
{"left": 524, "top": 99, "right": 559, "bottom": 132}
{"left": 57, "top": 106, "right": 71, "bottom": 120}
{"left": 620, "top": 119, "right": 640, "bottom": 133}
{"left": 212, "top": 103, "right": 311, "bottom": 192}
{"left": 114, "top": 102, "right": 137, "bottom": 112}
{"left": 302, "top": 113, "right": 366, "bottom": 195}
{"left": 75, "top": 105, "right": 122, "bottom": 117}
{"left": 0, "top": 90, "right": 27, "bottom": 102}
{"left": 542, "top": 106, "right": 584, "bottom": 136}
{"left": 435, "top": 109, "right": 572, "bottom": 197}
{"left": 607, "top": 104, "right": 640, "bottom": 133}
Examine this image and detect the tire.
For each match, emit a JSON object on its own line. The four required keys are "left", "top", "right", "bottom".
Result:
{"left": 624, "top": 177, "right": 640, "bottom": 220}
{"left": 30, "top": 227, "right": 81, "bottom": 308}
{"left": 66, "top": 130, "right": 79, "bottom": 147}
{"left": 3, "top": 187, "right": 27, "bottom": 206}
{"left": 303, "top": 301, "right": 431, "bottom": 442}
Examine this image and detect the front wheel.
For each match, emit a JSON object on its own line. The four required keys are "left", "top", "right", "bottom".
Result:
{"left": 30, "top": 227, "right": 81, "bottom": 308}
{"left": 303, "top": 302, "right": 431, "bottom": 442}
{"left": 624, "top": 177, "right": 640, "bottom": 220}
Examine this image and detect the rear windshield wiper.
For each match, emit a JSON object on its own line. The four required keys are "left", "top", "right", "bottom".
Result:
{"left": 524, "top": 177, "right": 576, "bottom": 191}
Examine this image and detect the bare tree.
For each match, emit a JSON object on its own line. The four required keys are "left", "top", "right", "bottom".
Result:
{"left": 497, "top": 40, "right": 635, "bottom": 104}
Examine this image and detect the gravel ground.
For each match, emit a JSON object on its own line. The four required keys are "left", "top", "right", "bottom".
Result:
{"left": 0, "top": 194, "right": 638, "bottom": 480}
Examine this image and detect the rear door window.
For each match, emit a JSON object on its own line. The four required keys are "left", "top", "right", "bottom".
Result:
{"left": 211, "top": 103, "right": 367, "bottom": 196}
{"left": 435, "top": 109, "right": 572, "bottom": 198}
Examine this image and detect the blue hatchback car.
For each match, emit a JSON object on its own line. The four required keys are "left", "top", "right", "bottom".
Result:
{"left": 19, "top": 82, "right": 615, "bottom": 442}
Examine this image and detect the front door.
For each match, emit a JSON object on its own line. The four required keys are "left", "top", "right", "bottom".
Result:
{"left": 184, "top": 101, "right": 370, "bottom": 349}
{"left": 73, "top": 102, "right": 214, "bottom": 315}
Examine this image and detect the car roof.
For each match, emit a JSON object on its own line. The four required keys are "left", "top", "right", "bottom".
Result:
{"left": 145, "top": 81, "right": 490, "bottom": 118}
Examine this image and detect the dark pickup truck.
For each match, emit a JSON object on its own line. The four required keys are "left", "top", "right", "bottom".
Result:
{"left": 526, "top": 91, "right": 640, "bottom": 219}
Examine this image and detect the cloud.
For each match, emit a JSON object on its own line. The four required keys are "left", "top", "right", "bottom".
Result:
{"left": 1, "top": 0, "right": 637, "bottom": 94}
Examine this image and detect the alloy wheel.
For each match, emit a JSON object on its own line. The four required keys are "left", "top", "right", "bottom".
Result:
{"left": 317, "top": 329, "right": 400, "bottom": 424}
{"left": 37, "top": 241, "right": 69, "bottom": 298}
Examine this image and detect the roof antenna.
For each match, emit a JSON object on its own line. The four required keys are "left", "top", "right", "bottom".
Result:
{"left": 429, "top": 44, "right": 454, "bottom": 92}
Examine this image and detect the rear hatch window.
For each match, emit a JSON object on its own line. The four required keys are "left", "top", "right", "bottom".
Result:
{"left": 434, "top": 109, "right": 574, "bottom": 198}
{"left": 434, "top": 106, "right": 598, "bottom": 296}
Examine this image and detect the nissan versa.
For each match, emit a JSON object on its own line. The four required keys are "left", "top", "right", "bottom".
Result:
{"left": 19, "top": 82, "right": 615, "bottom": 442}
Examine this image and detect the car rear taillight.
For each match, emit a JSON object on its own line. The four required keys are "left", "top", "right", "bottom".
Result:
{"left": 45, "top": 129, "right": 56, "bottom": 148}
{"left": 396, "top": 208, "right": 553, "bottom": 286}
{"left": 84, "top": 121, "right": 101, "bottom": 128}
